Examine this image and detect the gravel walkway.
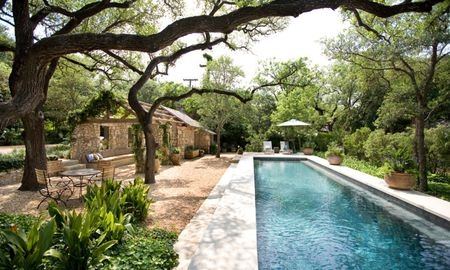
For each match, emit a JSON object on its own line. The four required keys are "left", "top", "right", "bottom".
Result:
{"left": 0, "top": 154, "right": 233, "bottom": 232}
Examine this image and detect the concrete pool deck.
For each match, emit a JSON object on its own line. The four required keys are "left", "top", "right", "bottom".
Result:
{"left": 175, "top": 153, "right": 450, "bottom": 269}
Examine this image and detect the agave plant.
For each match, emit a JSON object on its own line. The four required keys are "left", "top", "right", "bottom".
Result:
{"left": 0, "top": 218, "right": 56, "bottom": 269}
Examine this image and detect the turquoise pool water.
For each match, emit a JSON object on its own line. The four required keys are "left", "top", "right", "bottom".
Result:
{"left": 255, "top": 160, "right": 450, "bottom": 270}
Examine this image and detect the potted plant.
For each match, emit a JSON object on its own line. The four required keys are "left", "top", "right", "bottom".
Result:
{"left": 383, "top": 146, "right": 416, "bottom": 190}
{"left": 199, "top": 149, "right": 205, "bottom": 157}
{"left": 185, "top": 145, "right": 199, "bottom": 159}
{"left": 273, "top": 147, "right": 280, "bottom": 154}
{"left": 236, "top": 146, "right": 244, "bottom": 155}
{"left": 302, "top": 140, "right": 316, "bottom": 155}
{"left": 169, "top": 147, "right": 181, "bottom": 165}
{"left": 154, "top": 150, "right": 161, "bottom": 173}
{"left": 325, "top": 142, "right": 344, "bottom": 165}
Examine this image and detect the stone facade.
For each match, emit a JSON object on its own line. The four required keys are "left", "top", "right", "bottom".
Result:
{"left": 71, "top": 120, "right": 213, "bottom": 163}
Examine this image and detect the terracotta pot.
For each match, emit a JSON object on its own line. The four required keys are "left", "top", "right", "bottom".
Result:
{"left": 303, "top": 147, "right": 314, "bottom": 155}
{"left": 384, "top": 172, "right": 416, "bottom": 190}
{"left": 327, "top": 155, "right": 342, "bottom": 165}
{"left": 170, "top": 153, "right": 181, "bottom": 165}
{"left": 154, "top": 159, "right": 161, "bottom": 173}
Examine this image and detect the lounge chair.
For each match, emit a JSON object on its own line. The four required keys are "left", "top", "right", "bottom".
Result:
{"left": 280, "top": 141, "right": 293, "bottom": 154}
{"left": 263, "top": 141, "right": 274, "bottom": 154}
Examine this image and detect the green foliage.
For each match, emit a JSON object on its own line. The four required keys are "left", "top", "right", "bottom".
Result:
{"left": 170, "top": 147, "right": 180, "bottom": 154}
{"left": 343, "top": 127, "right": 371, "bottom": 159}
{"left": 341, "top": 156, "right": 386, "bottom": 178}
{"left": 47, "top": 203, "right": 118, "bottom": 269}
{"left": 363, "top": 130, "right": 414, "bottom": 169}
{"left": 209, "top": 143, "right": 217, "bottom": 155}
{"left": 425, "top": 125, "right": 450, "bottom": 174}
{"left": 0, "top": 218, "right": 56, "bottom": 269}
{"left": 313, "top": 132, "right": 335, "bottom": 152}
{"left": 46, "top": 155, "right": 58, "bottom": 161}
{"left": 245, "top": 134, "right": 264, "bottom": 152}
{"left": 122, "top": 178, "right": 152, "bottom": 223}
{"left": 325, "top": 142, "right": 344, "bottom": 158}
{"left": 67, "top": 91, "right": 125, "bottom": 131}
{"left": 84, "top": 180, "right": 132, "bottom": 241}
{"left": 103, "top": 227, "right": 178, "bottom": 270}
{"left": 427, "top": 182, "right": 450, "bottom": 201}
{"left": 46, "top": 144, "right": 71, "bottom": 159}
{"left": 0, "top": 213, "right": 37, "bottom": 232}
{"left": 0, "top": 149, "right": 25, "bottom": 172}
{"left": 0, "top": 125, "right": 23, "bottom": 145}
{"left": 185, "top": 145, "right": 195, "bottom": 152}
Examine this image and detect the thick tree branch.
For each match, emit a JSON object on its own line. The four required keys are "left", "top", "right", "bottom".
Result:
{"left": 103, "top": 50, "right": 144, "bottom": 75}
{"left": 350, "top": 9, "right": 390, "bottom": 43}
{"left": 31, "top": 0, "right": 444, "bottom": 58}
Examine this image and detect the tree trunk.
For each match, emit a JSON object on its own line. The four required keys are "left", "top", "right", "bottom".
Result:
{"left": 19, "top": 110, "right": 47, "bottom": 191}
{"left": 143, "top": 125, "right": 157, "bottom": 184}
{"left": 215, "top": 128, "right": 221, "bottom": 158}
{"left": 415, "top": 101, "right": 428, "bottom": 192}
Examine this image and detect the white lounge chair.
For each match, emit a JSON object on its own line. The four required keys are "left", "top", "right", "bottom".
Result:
{"left": 280, "top": 141, "right": 293, "bottom": 154}
{"left": 263, "top": 141, "right": 274, "bottom": 154}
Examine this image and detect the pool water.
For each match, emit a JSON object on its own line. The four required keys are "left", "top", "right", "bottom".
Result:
{"left": 255, "top": 160, "right": 450, "bottom": 270}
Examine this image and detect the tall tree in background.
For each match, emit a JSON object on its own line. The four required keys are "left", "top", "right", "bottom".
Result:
{"left": 327, "top": 6, "right": 449, "bottom": 191}
{"left": 0, "top": 0, "right": 444, "bottom": 189}
{"left": 198, "top": 56, "right": 244, "bottom": 158}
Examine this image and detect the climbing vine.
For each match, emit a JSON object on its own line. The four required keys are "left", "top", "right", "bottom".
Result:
{"left": 132, "top": 124, "right": 145, "bottom": 174}
{"left": 66, "top": 91, "right": 126, "bottom": 131}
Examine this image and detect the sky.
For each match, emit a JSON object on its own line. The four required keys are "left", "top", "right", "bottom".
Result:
{"left": 163, "top": 9, "right": 347, "bottom": 86}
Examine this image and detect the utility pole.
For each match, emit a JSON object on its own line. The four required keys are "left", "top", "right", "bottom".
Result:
{"left": 183, "top": 78, "right": 198, "bottom": 88}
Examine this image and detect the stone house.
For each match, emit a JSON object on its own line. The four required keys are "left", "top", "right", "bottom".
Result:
{"left": 70, "top": 102, "right": 215, "bottom": 165}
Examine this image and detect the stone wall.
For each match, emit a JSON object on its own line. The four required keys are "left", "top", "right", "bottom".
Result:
{"left": 71, "top": 121, "right": 210, "bottom": 162}
{"left": 195, "top": 130, "right": 212, "bottom": 152}
{"left": 70, "top": 123, "right": 101, "bottom": 161}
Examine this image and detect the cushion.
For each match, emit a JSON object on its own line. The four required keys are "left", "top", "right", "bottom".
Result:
{"left": 97, "top": 153, "right": 104, "bottom": 159}
{"left": 86, "top": 154, "right": 95, "bottom": 163}
{"left": 93, "top": 153, "right": 101, "bottom": 160}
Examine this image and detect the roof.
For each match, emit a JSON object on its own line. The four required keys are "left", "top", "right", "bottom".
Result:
{"left": 162, "top": 106, "right": 215, "bottom": 135}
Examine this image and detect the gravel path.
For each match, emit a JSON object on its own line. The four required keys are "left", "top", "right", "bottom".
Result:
{"left": 0, "top": 154, "right": 233, "bottom": 232}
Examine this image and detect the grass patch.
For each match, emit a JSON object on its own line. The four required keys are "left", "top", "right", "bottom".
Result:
{"left": 427, "top": 182, "right": 450, "bottom": 201}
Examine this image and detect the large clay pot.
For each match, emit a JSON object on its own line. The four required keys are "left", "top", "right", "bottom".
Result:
{"left": 327, "top": 155, "right": 342, "bottom": 165}
{"left": 170, "top": 153, "right": 181, "bottom": 165}
{"left": 154, "top": 159, "right": 161, "bottom": 173}
{"left": 303, "top": 147, "right": 314, "bottom": 155}
{"left": 384, "top": 172, "right": 416, "bottom": 190}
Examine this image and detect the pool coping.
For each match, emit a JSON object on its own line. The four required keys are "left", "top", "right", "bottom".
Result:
{"left": 177, "top": 153, "right": 450, "bottom": 269}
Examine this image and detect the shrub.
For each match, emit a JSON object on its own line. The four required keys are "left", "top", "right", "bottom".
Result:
{"left": 325, "top": 142, "right": 344, "bottom": 158}
{"left": 313, "top": 132, "right": 335, "bottom": 152}
{"left": 245, "top": 134, "right": 264, "bottom": 152}
{"left": 47, "top": 203, "right": 118, "bottom": 269}
{"left": 46, "top": 144, "right": 71, "bottom": 159}
{"left": 0, "top": 150, "right": 25, "bottom": 172}
{"left": 210, "top": 143, "right": 218, "bottom": 154}
{"left": 0, "top": 218, "right": 56, "bottom": 270}
{"left": 170, "top": 147, "right": 180, "bottom": 154}
{"left": 363, "top": 130, "right": 413, "bottom": 167}
{"left": 104, "top": 227, "right": 178, "bottom": 270}
{"left": 343, "top": 127, "right": 371, "bottom": 159}
{"left": 342, "top": 156, "right": 386, "bottom": 178}
{"left": 122, "top": 178, "right": 152, "bottom": 223}
{"left": 425, "top": 125, "right": 450, "bottom": 174}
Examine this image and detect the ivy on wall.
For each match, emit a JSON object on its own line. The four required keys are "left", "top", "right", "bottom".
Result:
{"left": 66, "top": 91, "right": 126, "bottom": 131}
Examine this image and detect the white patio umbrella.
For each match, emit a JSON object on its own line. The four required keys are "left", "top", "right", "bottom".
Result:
{"left": 277, "top": 119, "right": 311, "bottom": 127}
{"left": 277, "top": 119, "right": 311, "bottom": 152}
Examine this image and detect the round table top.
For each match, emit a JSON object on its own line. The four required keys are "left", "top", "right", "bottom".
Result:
{"left": 60, "top": 168, "right": 101, "bottom": 177}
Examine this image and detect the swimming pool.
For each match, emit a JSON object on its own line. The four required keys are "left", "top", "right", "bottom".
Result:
{"left": 255, "top": 159, "right": 450, "bottom": 270}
